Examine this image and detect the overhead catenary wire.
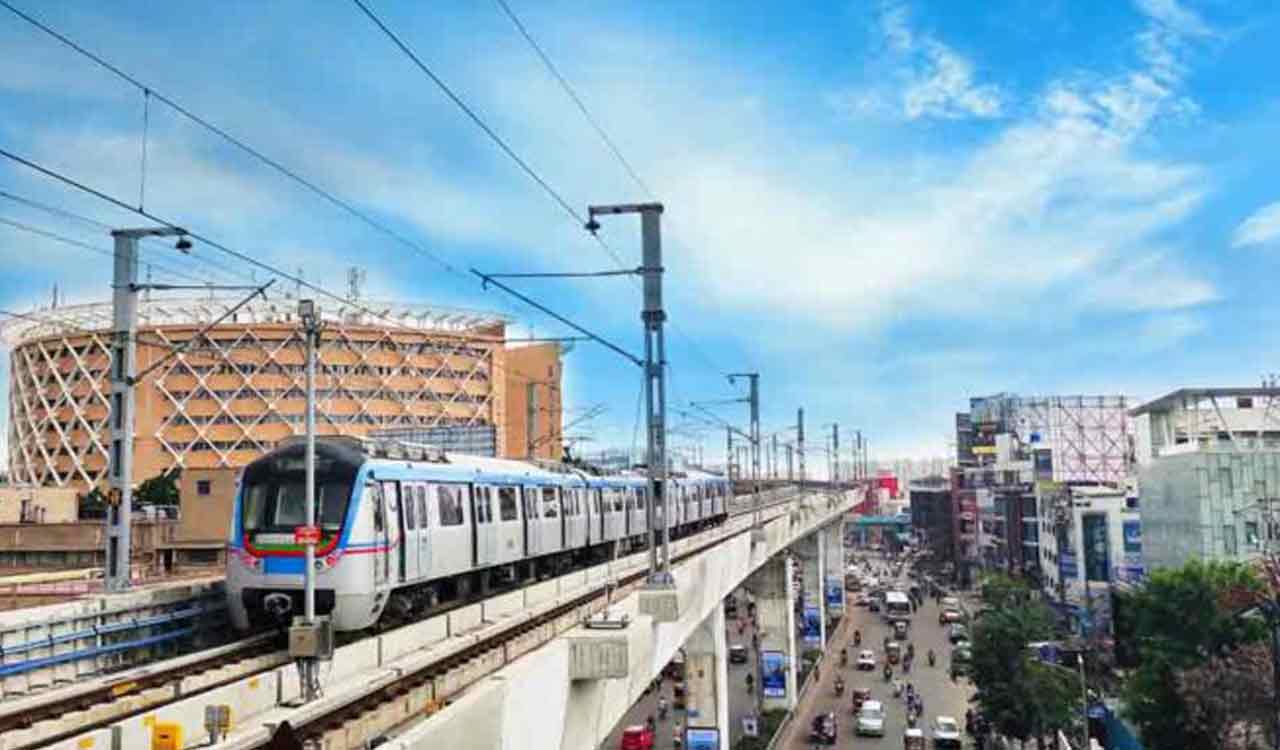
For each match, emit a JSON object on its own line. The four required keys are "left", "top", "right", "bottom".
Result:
{"left": 491, "top": 0, "right": 734, "bottom": 381}
{"left": 0, "top": 145, "right": 583, "bottom": 394}
{"left": 0, "top": 188, "right": 255, "bottom": 286}
{"left": 0, "top": 215, "right": 210, "bottom": 286}
{"left": 0, "top": 0, "right": 458, "bottom": 277}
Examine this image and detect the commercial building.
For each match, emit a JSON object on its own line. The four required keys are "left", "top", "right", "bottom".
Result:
{"left": 1036, "top": 484, "right": 1140, "bottom": 636}
{"left": 907, "top": 475, "right": 953, "bottom": 565}
{"left": 3, "top": 297, "right": 564, "bottom": 489}
{"left": 0, "top": 296, "right": 565, "bottom": 571}
{"left": 1133, "top": 387, "right": 1280, "bottom": 570}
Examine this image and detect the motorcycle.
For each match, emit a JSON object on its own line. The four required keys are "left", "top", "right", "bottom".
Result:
{"left": 840, "top": 648, "right": 848, "bottom": 668}
{"left": 834, "top": 677, "right": 845, "bottom": 697}
{"left": 883, "top": 665, "right": 893, "bottom": 683}
{"left": 854, "top": 630, "right": 862, "bottom": 646}
{"left": 928, "top": 650, "right": 936, "bottom": 667}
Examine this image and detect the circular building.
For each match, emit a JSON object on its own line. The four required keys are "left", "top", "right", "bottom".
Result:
{"left": 3, "top": 296, "right": 564, "bottom": 489}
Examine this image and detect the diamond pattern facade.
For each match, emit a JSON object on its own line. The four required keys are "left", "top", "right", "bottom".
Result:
{"left": 3, "top": 298, "right": 520, "bottom": 488}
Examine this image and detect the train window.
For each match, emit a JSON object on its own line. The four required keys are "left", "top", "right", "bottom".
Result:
{"left": 498, "top": 487, "right": 518, "bottom": 521}
{"left": 371, "top": 484, "right": 385, "bottom": 532}
{"left": 475, "top": 487, "right": 493, "bottom": 524}
{"left": 437, "top": 485, "right": 465, "bottom": 526}
{"left": 613, "top": 489, "right": 624, "bottom": 512}
{"left": 624, "top": 490, "right": 634, "bottom": 512}
{"left": 523, "top": 488, "right": 539, "bottom": 519}
{"left": 636, "top": 489, "right": 646, "bottom": 511}
{"left": 569, "top": 490, "right": 582, "bottom": 516}
{"left": 541, "top": 487, "right": 559, "bottom": 518}
{"left": 416, "top": 486, "right": 428, "bottom": 528}
{"left": 404, "top": 489, "right": 416, "bottom": 529}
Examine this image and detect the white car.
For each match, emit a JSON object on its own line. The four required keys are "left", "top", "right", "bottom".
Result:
{"left": 856, "top": 649, "right": 877, "bottom": 671}
{"left": 932, "top": 715, "right": 963, "bottom": 748}
{"left": 856, "top": 700, "right": 886, "bottom": 736}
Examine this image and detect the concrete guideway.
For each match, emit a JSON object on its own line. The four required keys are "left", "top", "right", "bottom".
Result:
{"left": 37, "top": 489, "right": 820, "bottom": 750}
{"left": 374, "top": 490, "right": 855, "bottom": 750}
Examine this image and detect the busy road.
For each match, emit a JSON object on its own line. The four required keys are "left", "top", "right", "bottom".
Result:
{"left": 780, "top": 553, "right": 975, "bottom": 749}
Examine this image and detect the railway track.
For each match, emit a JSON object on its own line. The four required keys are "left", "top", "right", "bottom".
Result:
{"left": 0, "top": 633, "right": 284, "bottom": 750}
{"left": 232, "top": 490, "right": 819, "bottom": 750}
{"left": 17, "top": 488, "right": 820, "bottom": 750}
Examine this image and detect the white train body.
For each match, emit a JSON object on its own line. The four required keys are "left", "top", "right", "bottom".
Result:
{"left": 227, "top": 438, "right": 729, "bottom": 632}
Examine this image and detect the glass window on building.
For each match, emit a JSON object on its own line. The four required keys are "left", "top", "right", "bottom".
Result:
{"left": 1246, "top": 521, "right": 1261, "bottom": 550}
{"left": 1223, "top": 524, "right": 1238, "bottom": 556}
{"left": 1220, "top": 467, "right": 1234, "bottom": 497}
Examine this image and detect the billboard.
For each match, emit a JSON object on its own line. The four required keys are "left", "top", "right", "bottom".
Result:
{"left": 1059, "top": 551, "right": 1078, "bottom": 580}
{"left": 760, "top": 651, "right": 787, "bottom": 698}
{"left": 685, "top": 728, "right": 720, "bottom": 750}
{"left": 1082, "top": 515, "right": 1110, "bottom": 582}
{"left": 802, "top": 606, "right": 822, "bottom": 646}
{"left": 825, "top": 576, "right": 844, "bottom": 611}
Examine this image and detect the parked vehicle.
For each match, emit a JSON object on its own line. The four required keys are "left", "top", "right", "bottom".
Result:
{"left": 948, "top": 624, "right": 969, "bottom": 644}
{"left": 728, "top": 644, "right": 748, "bottom": 664}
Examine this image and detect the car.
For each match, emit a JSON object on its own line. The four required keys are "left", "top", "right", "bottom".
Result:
{"left": 856, "top": 700, "right": 886, "bottom": 736}
{"left": 940, "top": 596, "right": 961, "bottom": 610}
{"left": 729, "top": 644, "right": 748, "bottom": 664}
{"left": 952, "top": 638, "right": 972, "bottom": 652}
{"left": 939, "top": 608, "right": 963, "bottom": 624}
{"left": 948, "top": 624, "right": 969, "bottom": 643}
{"left": 620, "top": 725, "right": 654, "bottom": 750}
{"left": 931, "top": 716, "right": 963, "bottom": 749}
{"left": 856, "top": 649, "right": 877, "bottom": 670}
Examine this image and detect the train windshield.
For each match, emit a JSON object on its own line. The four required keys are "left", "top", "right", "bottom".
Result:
{"left": 241, "top": 478, "right": 352, "bottom": 533}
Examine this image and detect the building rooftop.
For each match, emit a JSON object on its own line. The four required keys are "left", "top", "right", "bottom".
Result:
{"left": 1130, "top": 387, "right": 1280, "bottom": 417}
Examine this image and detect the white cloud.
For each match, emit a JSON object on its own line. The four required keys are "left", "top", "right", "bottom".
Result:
{"left": 857, "top": 1, "right": 1005, "bottom": 121}
{"left": 1135, "top": 0, "right": 1213, "bottom": 38}
{"left": 1232, "top": 201, "right": 1280, "bottom": 248}
{"left": 902, "top": 40, "right": 1004, "bottom": 120}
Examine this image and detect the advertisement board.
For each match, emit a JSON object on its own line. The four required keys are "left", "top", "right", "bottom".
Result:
{"left": 1122, "top": 520, "right": 1142, "bottom": 560}
{"left": 802, "top": 606, "right": 822, "bottom": 646}
{"left": 1059, "top": 551, "right": 1078, "bottom": 580}
{"left": 760, "top": 651, "right": 787, "bottom": 698}
{"left": 824, "top": 576, "right": 844, "bottom": 610}
{"left": 685, "top": 728, "right": 720, "bottom": 750}
{"left": 1083, "top": 514, "right": 1110, "bottom": 582}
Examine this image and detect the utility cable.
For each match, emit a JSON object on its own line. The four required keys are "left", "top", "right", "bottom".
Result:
{"left": 0, "top": 215, "right": 209, "bottom": 286}
{"left": 0, "top": 0, "right": 458, "bottom": 276}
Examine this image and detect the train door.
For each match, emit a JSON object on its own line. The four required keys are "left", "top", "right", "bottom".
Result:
{"left": 402, "top": 482, "right": 419, "bottom": 580}
{"left": 370, "top": 482, "right": 388, "bottom": 586}
{"left": 381, "top": 480, "right": 405, "bottom": 583}
{"left": 474, "top": 486, "right": 497, "bottom": 566}
{"left": 414, "top": 484, "right": 431, "bottom": 576}
{"left": 523, "top": 487, "right": 541, "bottom": 556}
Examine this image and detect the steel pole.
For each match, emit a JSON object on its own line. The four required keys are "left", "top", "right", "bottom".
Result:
{"left": 797, "top": 408, "right": 806, "bottom": 485}
{"left": 304, "top": 321, "right": 317, "bottom": 626}
{"left": 1271, "top": 608, "right": 1280, "bottom": 750}
{"left": 644, "top": 331, "right": 658, "bottom": 577}
{"left": 1078, "top": 653, "right": 1089, "bottom": 750}
{"left": 106, "top": 233, "right": 139, "bottom": 592}
{"left": 639, "top": 206, "right": 671, "bottom": 581}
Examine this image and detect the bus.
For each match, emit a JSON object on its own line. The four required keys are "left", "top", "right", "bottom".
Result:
{"left": 884, "top": 591, "right": 911, "bottom": 621}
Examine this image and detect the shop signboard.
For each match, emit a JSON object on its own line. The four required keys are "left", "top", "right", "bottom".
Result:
{"left": 825, "top": 576, "right": 844, "bottom": 610}
{"left": 685, "top": 728, "right": 720, "bottom": 750}
{"left": 1059, "top": 551, "right": 1078, "bottom": 580}
{"left": 1083, "top": 515, "right": 1110, "bottom": 582}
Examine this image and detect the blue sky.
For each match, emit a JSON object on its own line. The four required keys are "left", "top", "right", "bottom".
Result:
{"left": 1, "top": 0, "right": 1279, "bottom": 466}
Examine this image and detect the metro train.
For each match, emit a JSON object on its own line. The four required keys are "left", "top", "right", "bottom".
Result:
{"left": 226, "top": 436, "right": 731, "bottom": 632}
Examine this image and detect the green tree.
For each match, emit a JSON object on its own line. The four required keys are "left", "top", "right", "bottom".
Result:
{"left": 969, "top": 578, "right": 1079, "bottom": 748}
{"left": 134, "top": 468, "right": 182, "bottom": 507}
{"left": 1119, "top": 558, "right": 1267, "bottom": 750}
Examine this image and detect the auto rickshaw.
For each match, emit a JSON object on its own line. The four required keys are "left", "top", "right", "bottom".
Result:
{"left": 851, "top": 687, "right": 872, "bottom": 713}
{"left": 903, "top": 727, "right": 925, "bottom": 750}
{"left": 886, "top": 641, "right": 902, "bottom": 664}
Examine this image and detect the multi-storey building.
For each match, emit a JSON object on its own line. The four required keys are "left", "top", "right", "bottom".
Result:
{"left": 1133, "top": 387, "right": 1280, "bottom": 570}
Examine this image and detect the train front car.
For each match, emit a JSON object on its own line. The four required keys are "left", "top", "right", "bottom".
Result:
{"left": 227, "top": 438, "right": 370, "bottom": 632}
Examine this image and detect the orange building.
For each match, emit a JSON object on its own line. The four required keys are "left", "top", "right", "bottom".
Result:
{"left": 3, "top": 297, "right": 564, "bottom": 490}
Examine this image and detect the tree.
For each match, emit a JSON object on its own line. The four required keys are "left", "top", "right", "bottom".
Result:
{"left": 1119, "top": 559, "right": 1267, "bottom": 750}
{"left": 969, "top": 577, "right": 1079, "bottom": 747}
{"left": 1176, "top": 641, "right": 1273, "bottom": 749}
{"left": 134, "top": 468, "right": 181, "bottom": 507}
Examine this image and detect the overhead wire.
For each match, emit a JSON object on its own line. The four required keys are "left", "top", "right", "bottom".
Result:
{"left": 0, "top": 188, "right": 254, "bottom": 286}
{"left": 0, "top": 215, "right": 210, "bottom": 286}
{"left": 0, "top": 145, "right": 580, "bottom": 395}
{"left": 491, "top": 0, "right": 735, "bottom": 381}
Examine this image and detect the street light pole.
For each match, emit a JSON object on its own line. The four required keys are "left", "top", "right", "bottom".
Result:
{"left": 729, "top": 373, "right": 760, "bottom": 526}
{"left": 297, "top": 299, "right": 323, "bottom": 702}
